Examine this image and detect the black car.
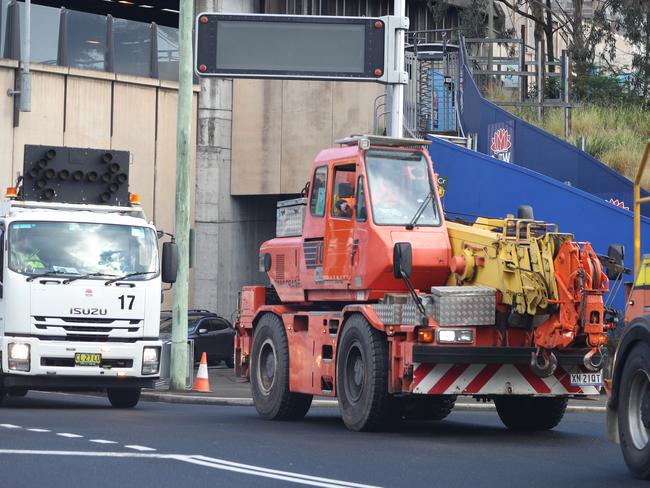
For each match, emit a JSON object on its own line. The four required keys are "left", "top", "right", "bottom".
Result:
{"left": 160, "top": 310, "right": 235, "bottom": 367}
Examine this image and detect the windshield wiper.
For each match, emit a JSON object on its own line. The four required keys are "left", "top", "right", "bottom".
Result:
{"left": 406, "top": 191, "right": 433, "bottom": 230}
{"left": 25, "top": 270, "right": 69, "bottom": 282}
{"left": 105, "top": 271, "right": 157, "bottom": 285}
{"left": 62, "top": 272, "right": 119, "bottom": 285}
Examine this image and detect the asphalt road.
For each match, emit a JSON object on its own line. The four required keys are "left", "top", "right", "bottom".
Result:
{"left": 0, "top": 392, "right": 644, "bottom": 488}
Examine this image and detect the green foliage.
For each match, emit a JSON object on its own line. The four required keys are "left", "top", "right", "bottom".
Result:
{"left": 458, "top": 0, "right": 489, "bottom": 38}
{"left": 573, "top": 73, "right": 643, "bottom": 106}
{"left": 514, "top": 104, "right": 650, "bottom": 186}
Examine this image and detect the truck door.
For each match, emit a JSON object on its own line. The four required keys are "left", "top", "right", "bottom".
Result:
{"left": 323, "top": 163, "right": 356, "bottom": 281}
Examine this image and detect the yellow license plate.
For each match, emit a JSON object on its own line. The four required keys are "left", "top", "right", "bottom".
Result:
{"left": 74, "top": 353, "right": 102, "bottom": 366}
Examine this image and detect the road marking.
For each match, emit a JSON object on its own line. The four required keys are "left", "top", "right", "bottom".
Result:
{"left": 56, "top": 433, "right": 83, "bottom": 438}
{"left": 89, "top": 439, "right": 118, "bottom": 445}
{"left": 27, "top": 429, "right": 50, "bottom": 433}
{"left": 124, "top": 445, "right": 156, "bottom": 452}
{"left": 184, "top": 454, "right": 381, "bottom": 488}
{"left": 0, "top": 450, "right": 382, "bottom": 488}
{"left": 0, "top": 424, "right": 21, "bottom": 429}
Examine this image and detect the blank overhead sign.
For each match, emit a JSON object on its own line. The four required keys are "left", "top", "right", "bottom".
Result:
{"left": 195, "top": 14, "right": 387, "bottom": 81}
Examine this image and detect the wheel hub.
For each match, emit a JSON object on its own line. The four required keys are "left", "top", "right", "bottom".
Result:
{"left": 628, "top": 370, "right": 650, "bottom": 450}
{"left": 642, "top": 390, "right": 650, "bottom": 429}
{"left": 257, "top": 339, "right": 277, "bottom": 395}
{"left": 345, "top": 343, "right": 364, "bottom": 403}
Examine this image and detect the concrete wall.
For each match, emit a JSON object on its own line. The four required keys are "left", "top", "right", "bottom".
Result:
{"left": 0, "top": 60, "right": 197, "bottom": 307}
{"left": 231, "top": 79, "right": 384, "bottom": 195}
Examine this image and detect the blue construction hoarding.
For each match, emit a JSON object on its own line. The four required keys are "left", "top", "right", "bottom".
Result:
{"left": 457, "top": 56, "right": 648, "bottom": 215}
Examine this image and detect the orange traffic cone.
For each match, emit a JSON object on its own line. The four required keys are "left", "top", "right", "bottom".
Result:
{"left": 193, "top": 352, "right": 211, "bottom": 392}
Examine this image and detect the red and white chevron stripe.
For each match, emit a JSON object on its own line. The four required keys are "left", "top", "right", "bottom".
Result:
{"left": 411, "top": 363, "right": 600, "bottom": 396}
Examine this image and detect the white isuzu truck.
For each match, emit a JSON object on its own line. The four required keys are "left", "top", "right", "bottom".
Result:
{"left": 0, "top": 145, "right": 177, "bottom": 408}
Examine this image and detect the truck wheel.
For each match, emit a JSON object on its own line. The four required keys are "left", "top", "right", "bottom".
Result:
{"left": 337, "top": 314, "right": 394, "bottom": 431}
{"left": 494, "top": 396, "right": 567, "bottom": 431}
{"left": 401, "top": 395, "right": 457, "bottom": 421}
{"left": 618, "top": 342, "right": 650, "bottom": 479}
{"left": 251, "top": 313, "right": 313, "bottom": 420}
{"left": 107, "top": 387, "right": 141, "bottom": 408}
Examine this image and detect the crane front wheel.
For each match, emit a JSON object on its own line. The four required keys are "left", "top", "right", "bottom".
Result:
{"left": 494, "top": 395, "right": 567, "bottom": 431}
{"left": 337, "top": 314, "right": 394, "bottom": 431}
{"left": 618, "top": 342, "right": 650, "bottom": 479}
{"left": 251, "top": 313, "right": 312, "bottom": 420}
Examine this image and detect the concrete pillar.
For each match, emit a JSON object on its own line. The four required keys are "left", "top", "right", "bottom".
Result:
{"left": 194, "top": 0, "right": 277, "bottom": 318}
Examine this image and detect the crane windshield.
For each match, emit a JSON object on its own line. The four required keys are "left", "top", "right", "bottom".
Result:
{"left": 364, "top": 149, "right": 440, "bottom": 226}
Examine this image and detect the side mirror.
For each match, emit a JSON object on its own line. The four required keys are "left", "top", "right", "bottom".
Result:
{"left": 605, "top": 244, "right": 625, "bottom": 280}
{"left": 161, "top": 241, "right": 179, "bottom": 284}
{"left": 393, "top": 242, "right": 413, "bottom": 279}
{"left": 198, "top": 328, "right": 207, "bottom": 335}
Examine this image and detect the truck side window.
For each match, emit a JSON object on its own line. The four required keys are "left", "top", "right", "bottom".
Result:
{"left": 309, "top": 166, "right": 328, "bottom": 217}
{"left": 355, "top": 176, "right": 367, "bottom": 222}
{"left": 331, "top": 166, "right": 356, "bottom": 219}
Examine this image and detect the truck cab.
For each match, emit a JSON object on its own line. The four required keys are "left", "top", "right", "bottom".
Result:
{"left": 0, "top": 145, "right": 177, "bottom": 408}
{"left": 262, "top": 135, "right": 451, "bottom": 303}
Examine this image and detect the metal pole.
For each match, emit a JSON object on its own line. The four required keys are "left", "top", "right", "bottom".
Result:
{"left": 562, "top": 49, "right": 569, "bottom": 138}
{"left": 389, "top": 0, "right": 405, "bottom": 138}
{"left": 20, "top": 0, "right": 31, "bottom": 112}
{"left": 536, "top": 41, "right": 543, "bottom": 121}
{"left": 170, "top": 0, "right": 192, "bottom": 391}
{"left": 487, "top": 0, "right": 493, "bottom": 94}
{"left": 634, "top": 143, "right": 650, "bottom": 276}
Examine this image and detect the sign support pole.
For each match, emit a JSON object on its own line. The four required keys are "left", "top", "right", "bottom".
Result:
{"left": 388, "top": 0, "right": 405, "bottom": 138}
{"left": 171, "top": 0, "right": 192, "bottom": 391}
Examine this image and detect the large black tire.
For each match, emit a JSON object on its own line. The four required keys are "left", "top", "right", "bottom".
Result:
{"left": 251, "top": 313, "right": 313, "bottom": 420}
{"left": 618, "top": 342, "right": 650, "bottom": 479}
{"left": 400, "top": 395, "right": 457, "bottom": 421}
{"left": 337, "top": 314, "right": 395, "bottom": 431}
{"left": 107, "top": 387, "right": 141, "bottom": 408}
{"left": 494, "top": 395, "right": 568, "bottom": 431}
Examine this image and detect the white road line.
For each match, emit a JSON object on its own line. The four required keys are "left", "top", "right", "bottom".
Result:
{"left": 56, "top": 433, "right": 83, "bottom": 438}
{"left": 0, "top": 424, "right": 21, "bottom": 429}
{"left": 124, "top": 445, "right": 156, "bottom": 452}
{"left": 89, "top": 439, "right": 118, "bottom": 445}
{"left": 0, "top": 450, "right": 382, "bottom": 488}
{"left": 182, "top": 456, "right": 381, "bottom": 488}
{"left": 27, "top": 429, "right": 50, "bottom": 433}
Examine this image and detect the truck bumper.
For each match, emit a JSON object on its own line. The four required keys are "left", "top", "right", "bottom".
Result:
{"left": 411, "top": 346, "right": 601, "bottom": 396}
{"left": 2, "top": 336, "right": 161, "bottom": 389}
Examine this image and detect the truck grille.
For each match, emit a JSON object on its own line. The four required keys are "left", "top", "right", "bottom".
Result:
{"left": 32, "top": 316, "right": 143, "bottom": 338}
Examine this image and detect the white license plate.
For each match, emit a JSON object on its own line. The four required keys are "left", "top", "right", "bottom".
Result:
{"left": 570, "top": 372, "right": 602, "bottom": 386}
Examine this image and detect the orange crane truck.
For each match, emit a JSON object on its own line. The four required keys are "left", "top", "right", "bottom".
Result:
{"left": 235, "top": 135, "right": 618, "bottom": 432}
{"left": 606, "top": 142, "right": 650, "bottom": 478}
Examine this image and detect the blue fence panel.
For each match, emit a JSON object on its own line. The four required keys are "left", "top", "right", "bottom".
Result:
{"left": 428, "top": 136, "right": 650, "bottom": 309}
{"left": 458, "top": 58, "right": 648, "bottom": 215}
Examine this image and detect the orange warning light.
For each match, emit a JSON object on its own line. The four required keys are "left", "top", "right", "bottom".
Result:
{"left": 129, "top": 193, "right": 141, "bottom": 205}
{"left": 374, "top": 69, "right": 383, "bottom": 77}
{"left": 5, "top": 187, "right": 17, "bottom": 198}
{"left": 418, "top": 329, "right": 434, "bottom": 343}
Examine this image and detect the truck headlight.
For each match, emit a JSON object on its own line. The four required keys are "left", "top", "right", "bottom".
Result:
{"left": 8, "top": 342, "right": 30, "bottom": 371}
{"left": 437, "top": 329, "right": 474, "bottom": 344}
{"left": 142, "top": 347, "right": 160, "bottom": 375}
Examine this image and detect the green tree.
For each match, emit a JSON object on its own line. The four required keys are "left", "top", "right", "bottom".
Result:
{"left": 610, "top": 0, "right": 650, "bottom": 103}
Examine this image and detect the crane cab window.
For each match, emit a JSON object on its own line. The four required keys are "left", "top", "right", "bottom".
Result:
{"left": 309, "top": 166, "right": 328, "bottom": 217}
{"left": 331, "top": 165, "right": 356, "bottom": 219}
{"left": 355, "top": 176, "right": 367, "bottom": 222}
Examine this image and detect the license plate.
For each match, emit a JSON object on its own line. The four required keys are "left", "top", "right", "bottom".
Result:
{"left": 74, "top": 353, "right": 102, "bottom": 366}
{"left": 570, "top": 372, "right": 602, "bottom": 386}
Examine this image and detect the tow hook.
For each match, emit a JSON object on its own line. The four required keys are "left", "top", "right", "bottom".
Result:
{"left": 583, "top": 347, "right": 603, "bottom": 372}
{"left": 530, "top": 347, "right": 557, "bottom": 377}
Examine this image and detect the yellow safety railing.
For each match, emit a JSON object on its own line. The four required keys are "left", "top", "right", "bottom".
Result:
{"left": 634, "top": 141, "right": 650, "bottom": 276}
